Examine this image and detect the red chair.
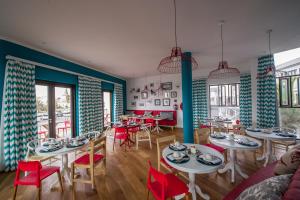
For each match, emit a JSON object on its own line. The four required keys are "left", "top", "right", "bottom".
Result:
{"left": 147, "top": 161, "right": 189, "bottom": 200}
{"left": 57, "top": 120, "right": 71, "bottom": 137}
{"left": 113, "top": 127, "right": 130, "bottom": 151}
{"left": 13, "top": 161, "right": 63, "bottom": 200}
{"left": 145, "top": 118, "right": 155, "bottom": 130}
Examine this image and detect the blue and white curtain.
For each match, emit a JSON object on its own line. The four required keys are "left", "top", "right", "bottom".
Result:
{"left": 240, "top": 74, "right": 252, "bottom": 127}
{"left": 192, "top": 79, "right": 208, "bottom": 129}
{"left": 257, "top": 55, "right": 277, "bottom": 128}
{"left": 78, "top": 76, "right": 103, "bottom": 134}
{"left": 113, "top": 84, "right": 123, "bottom": 122}
{"left": 0, "top": 60, "right": 37, "bottom": 171}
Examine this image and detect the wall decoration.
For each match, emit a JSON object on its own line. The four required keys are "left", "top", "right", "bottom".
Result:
{"left": 174, "top": 99, "right": 177, "bottom": 103}
{"left": 150, "top": 89, "right": 156, "bottom": 96}
{"left": 173, "top": 104, "right": 178, "bottom": 110}
{"left": 154, "top": 99, "right": 161, "bottom": 106}
{"left": 161, "top": 82, "right": 172, "bottom": 90}
{"left": 164, "top": 92, "right": 170, "bottom": 98}
{"left": 131, "top": 102, "right": 136, "bottom": 106}
{"left": 130, "top": 88, "right": 135, "bottom": 93}
{"left": 163, "top": 98, "right": 170, "bottom": 106}
{"left": 133, "top": 96, "right": 139, "bottom": 100}
{"left": 147, "top": 99, "right": 153, "bottom": 104}
{"left": 171, "top": 91, "right": 177, "bottom": 98}
{"left": 141, "top": 91, "right": 148, "bottom": 99}
{"left": 136, "top": 88, "right": 140, "bottom": 93}
{"left": 139, "top": 102, "right": 145, "bottom": 107}
{"left": 150, "top": 83, "right": 154, "bottom": 87}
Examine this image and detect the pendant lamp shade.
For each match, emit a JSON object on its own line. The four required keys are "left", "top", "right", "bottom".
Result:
{"left": 157, "top": 0, "right": 198, "bottom": 74}
{"left": 208, "top": 21, "right": 240, "bottom": 80}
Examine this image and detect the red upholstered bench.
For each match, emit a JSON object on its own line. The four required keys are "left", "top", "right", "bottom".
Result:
{"left": 127, "top": 110, "right": 177, "bottom": 130}
{"left": 223, "top": 161, "right": 300, "bottom": 200}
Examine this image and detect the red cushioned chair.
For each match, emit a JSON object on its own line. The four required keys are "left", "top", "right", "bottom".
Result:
{"left": 113, "top": 127, "right": 131, "bottom": 151}
{"left": 147, "top": 161, "right": 189, "bottom": 200}
{"left": 71, "top": 136, "right": 106, "bottom": 189}
{"left": 145, "top": 118, "right": 155, "bottom": 131}
{"left": 13, "top": 161, "right": 63, "bottom": 200}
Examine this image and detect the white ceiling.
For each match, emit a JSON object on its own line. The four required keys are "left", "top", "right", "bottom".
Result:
{"left": 1, "top": 0, "right": 300, "bottom": 79}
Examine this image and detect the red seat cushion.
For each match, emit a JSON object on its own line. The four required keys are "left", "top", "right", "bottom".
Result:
{"left": 204, "top": 143, "right": 225, "bottom": 153}
{"left": 75, "top": 154, "right": 104, "bottom": 165}
{"left": 149, "top": 173, "right": 188, "bottom": 199}
{"left": 283, "top": 167, "right": 300, "bottom": 200}
{"left": 160, "top": 158, "right": 174, "bottom": 170}
{"left": 16, "top": 166, "right": 60, "bottom": 186}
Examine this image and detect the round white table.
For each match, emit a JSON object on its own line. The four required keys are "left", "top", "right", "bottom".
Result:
{"left": 209, "top": 134, "right": 261, "bottom": 183}
{"left": 162, "top": 144, "right": 224, "bottom": 200}
{"left": 36, "top": 139, "right": 89, "bottom": 185}
{"left": 152, "top": 117, "right": 166, "bottom": 133}
{"left": 246, "top": 129, "right": 296, "bottom": 167}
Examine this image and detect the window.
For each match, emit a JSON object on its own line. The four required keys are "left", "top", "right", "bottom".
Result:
{"left": 36, "top": 81, "right": 75, "bottom": 139}
{"left": 277, "top": 76, "right": 300, "bottom": 108}
{"left": 209, "top": 83, "right": 240, "bottom": 120}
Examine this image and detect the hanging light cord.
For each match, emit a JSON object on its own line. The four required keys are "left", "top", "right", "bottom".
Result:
{"left": 221, "top": 23, "right": 224, "bottom": 63}
{"left": 268, "top": 29, "right": 272, "bottom": 55}
{"left": 174, "top": 0, "right": 177, "bottom": 48}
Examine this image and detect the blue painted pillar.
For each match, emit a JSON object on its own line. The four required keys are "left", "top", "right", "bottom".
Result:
{"left": 181, "top": 52, "right": 194, "bottom": 143}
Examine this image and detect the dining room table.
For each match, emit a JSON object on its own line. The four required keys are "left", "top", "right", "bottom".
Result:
{"left": 209, "top": 133, "right": 262, "bottom": 183}
{"left": 114, "top": 122, "right": 141, "bottom": 147}
{"left": 151, "top": 116, "right": 167, "bottom": 133}
{"left": 162, "top": 143, "right": 224, "bottom": 200}
{"left": 246, "top": 128, "right": 297, "bottom": 167}
{"left": 35, "top": 131, "right": 101, "bottom": 186}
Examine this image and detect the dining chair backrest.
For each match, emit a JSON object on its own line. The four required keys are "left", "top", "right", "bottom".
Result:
{"left": 156, "top": 135, "right": 176, "bottom": 165}
{"left": 26, "top": 138, "right": 48, "bottom": 160}
{"left": 147, "top": 161, "right": 166, "bottom": 199}
{"left": 195, "top": 128, "right": 210, "bottom": 144}
{"left": 89, "top": 136, "right": 106, "bottom": 166}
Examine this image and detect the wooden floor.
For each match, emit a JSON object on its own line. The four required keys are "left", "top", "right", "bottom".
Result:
{"left": 0, "top": 128, "right": 285, "bottom": 200}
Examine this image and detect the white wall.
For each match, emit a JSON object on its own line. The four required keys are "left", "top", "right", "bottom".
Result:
{"left": 127, "top": 74, "right": 184, "bottom": 127}
{"left": 126, "top": 61, "right": 258, "bottom": 128}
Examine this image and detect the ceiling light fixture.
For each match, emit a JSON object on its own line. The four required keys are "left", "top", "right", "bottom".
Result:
{"left": 208, "top": 21, "right": 240, "bottom": 81}
{"left": 157, "top": 0, "right": 198, "bottom": 74}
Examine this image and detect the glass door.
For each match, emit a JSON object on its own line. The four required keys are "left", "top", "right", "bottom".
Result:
{"left": 103, "top": 91, "right": 112, "bottom": 127}
{"left": 36, "top": 81, "right": 75, "bottom": 139}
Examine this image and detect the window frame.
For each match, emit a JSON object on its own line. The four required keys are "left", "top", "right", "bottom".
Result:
{"left": 277, "top": 75, "right": 300, "bottom": 108}
{"left": 209, "top": 83, "right": 240, "bottom": 108}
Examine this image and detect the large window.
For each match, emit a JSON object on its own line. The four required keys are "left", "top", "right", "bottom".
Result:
{"left": 277, "top": 76, "right": 300, "bottom": 131}
{"left": 36, "top": 81, "right": 75, "bottom": 139}
{"left": 209, "top": 84, "right": 240, "bottom": 120}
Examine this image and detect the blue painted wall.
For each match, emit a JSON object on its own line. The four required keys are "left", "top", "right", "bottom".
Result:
{"left": 0, "top": 39, "right": 127, "bottom": 135}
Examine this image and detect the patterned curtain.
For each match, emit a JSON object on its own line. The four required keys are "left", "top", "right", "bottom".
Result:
{"left": 192, "top": 79, "right": 208, "bottom": 129}
{"left": 0, "top": 60, "right": 37, "bottom": 171}
{"left": 113, "top": 84, "right": 123, "bottom": 122}
{"left": 78, "top": 76, "right": 103, "bottom": 134}
{"left": 240, "top": 74, "right": 252, "bottom": 127}
{"left": 257, "top": 55, "right": 277, "bottom": 128}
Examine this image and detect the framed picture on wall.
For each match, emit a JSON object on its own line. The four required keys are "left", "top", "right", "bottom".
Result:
{"left": 139, "top": 102, "right": 145, "bottom": 107}
{"left": 163, "top": 98, "right": 170, "bottom": 106}
{"left": 131, "top": 102, "right": 136, "bottom": 106}
{"left": 171, "top": 91, "right": 177, "bottom": 98}
{"left": 154, "top": 99, "right": 161, "bottom": 106}
{"left": 164, "top": 92, "right": 170, "bottom": 98}
{"left": 141, "top": 91, "right": 148, "bottom": 99}
{"left": 133, "top": 95, "right": 139, "bottom": 100}
{"left": 161, "top": 82, "right": 172, "bottom": 90}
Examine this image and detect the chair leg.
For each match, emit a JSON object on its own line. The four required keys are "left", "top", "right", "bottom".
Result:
{"left": 185, "top": 193, "right": 190, "bottom": 200}
{"left": 57, "top": 171, "right": 64, "bottom": 192}
{"left": 13, "top": 185, "right": 18, "bottom": 200}
{"left": 38, "top": 186, "right": 41, "bottom": 200}
{"left": 136, "top": 135, "right": 139, "bottom": 150}
{"left": 113, "top": 137, "right": 116, "bottom": 151}
{"left": 147, "top": 189, "right": 150, "bottom": 200}
{"left": 91, "top": 167, "right": 95, "bottom": 189}
{"left": 148, "top": 132, "right": 152, "bottom": 149}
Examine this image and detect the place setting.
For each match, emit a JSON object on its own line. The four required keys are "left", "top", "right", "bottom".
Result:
{"left": 272, "top": 127, "right": 296, "bottom": 138}
{"left": 210, "top": 131, "right": 227, "bottom": 139}
{"left": 66, "top": 138, "right": 85, "bottom": 148}
{"left": 40, "top": 138, "right": 63, "bottom": 153}
{"left": 196, "top": 153, "right": 223, "bottom": 166}
{"left": 169, "top": 141, "right": 187, "bottom": 151}
{"left": 166, "top": 151, "right": 190, "bottom": 164}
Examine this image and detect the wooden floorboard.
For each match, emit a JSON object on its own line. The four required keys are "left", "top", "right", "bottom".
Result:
{"left": 0, "top": 128, "right": 285, "bottom": 200}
